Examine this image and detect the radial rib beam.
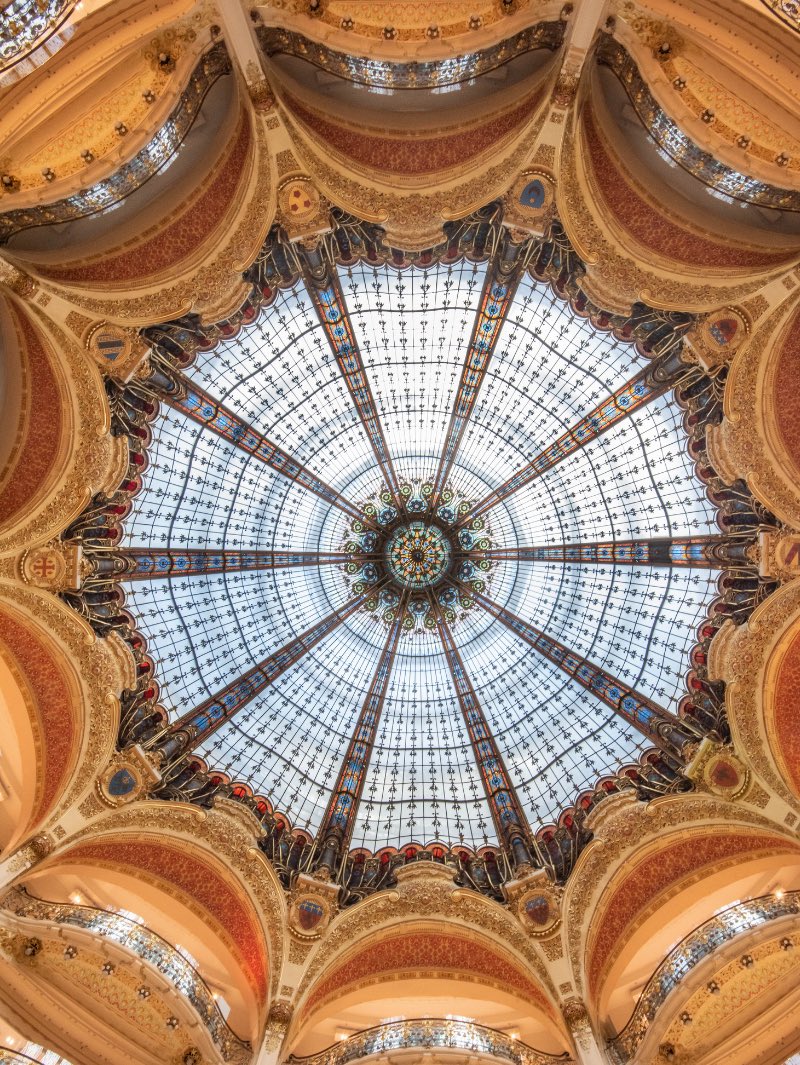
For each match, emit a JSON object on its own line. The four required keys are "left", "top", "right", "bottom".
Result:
{"left": 434, "top": 602, "right": 535, "bottom": 865}
{"left": 429, "top": 241, "right": 530, "bottom": 511}
{"left": 480, "top": 535, "right": 738, "bottom": 568}
{"left": 316, "top": 598, "right": 406, "bottom": 869}
{"left": 167, "top": 373, "right": 365, "bottom": 523}
{"left": 459, "top": 366, "right": 668, "bottom": 525}
{"left": 160, "top": 585, "right": 378, "bottom": 754}
{"left": 461, "top": 584, "right": 697, "bottom": 756}
{"left": 304, "top": 269, "right": 404, "bottom": 509}
{"left": 120, "top": 548, "right": 351, "bottom": 579}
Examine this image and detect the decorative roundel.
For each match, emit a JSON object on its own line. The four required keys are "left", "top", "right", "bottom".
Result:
{"left": 278, "top": 178, "right": 321, "bottom": 225}
{"left": 703, "top": 751, "right": 749, "bottom": 799}
{"left": 290, "top": 894, "right": 331, "bottom": 938}
{"left": 87, "top": 322, "right": 131, "bottom": 366}
{"left": 99, "top": 761, "right": 143, "bottom": 806}
{"left": 345, "top": 483, "right": 494, "bottom": 632}
{"left": 511, "top": 170, "right": 555, "bottom": 215}
{"left": 385, "top": 522, "right": 452, "bottom": 589}
{"left": 519, "top": 888, "right": 561, "bottom": 936}
{"left": 20, "top": 546, "right": 67, "bottom": 589}
{"left": 700, "top": 307, "right": 748, "bottom": 354}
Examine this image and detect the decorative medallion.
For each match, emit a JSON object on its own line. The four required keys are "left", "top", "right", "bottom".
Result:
{"left": 97, "top": 748, "right": 162, "bottom": 807}
{"left": 685, "top": 738, "right": 750, "bottom": 801}
{"left": 504, "top": 170, "right": 555, "bottom": 235}
{"left": 759, "top": 529, "right": 800, "bottom": 582}
{"left": 686, "top": 307, "right": 750, "bottom": 370}
{"left": 289, "top": 892, "right": 332, "bottom": 938}
{"left": 517, "top": 885, "right": 562, "bottom": 937}
{"left": 87, "top": 323, "right": 131, "bottom": 363}
{"left": 344, "top": 481, "right": 494, "bottom": 631}
{"left": 703, "top": 750, "right": 749, "bottom": 800}
{"left": 385, "top": 522, "right": 451, "bottom": 589}
{"left": 277, "top": 177, "right": 328, "bottom": 239}
{"left": 19, "top": 542, "right": 82, "bottom": 591}
{"left": 86, "top": 322, "right": 149, "bottom": 381}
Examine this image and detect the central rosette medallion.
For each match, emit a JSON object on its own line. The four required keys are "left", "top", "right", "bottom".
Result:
{"left": 385, "top": 522, "right": 451, "bottom": 589}
{"left": 343, "top": 482, "right": 495, "bottom": 631}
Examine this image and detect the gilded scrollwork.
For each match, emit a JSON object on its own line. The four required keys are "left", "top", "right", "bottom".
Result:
{"left": 558, "top": 111, "right": 788, "bottom": 312}
{"left": 39, "top": 110, "right": 275, "bottom": 325}
{"left": 713, "top": 296, "right": 800, "bottom": 528}
{"left": 294, "top": 863, "right": 557, "bottom": 1006}
{"left": 280, "top": 107, "right": 551, "bottom": 252}
{"left": 720, "top": 579, "right": 800, "bottom": 807}
{"left": 61, "top": 800, "right": 287, "bottom": 999}
{"left": 562, "top": 794, "right": 795, "bottom": 994}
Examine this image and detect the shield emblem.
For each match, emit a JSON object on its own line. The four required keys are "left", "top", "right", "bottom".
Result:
{"left": 519, "top": 179, "right": 546, "bottom": 210}
{"left": 709, "top": 318, "right": 738, "bottom": 346}
{"left": 94, "top": 331, "right": 126, "bottom": 361}
{"left": 298, "top": 898, "right": 325, "bottom": 931}
{"left": 524, "top": 894, "right": 552, "bottom": 927}
{"left": 709, "top": 759, "right": 740, "bottom": 790}
{"left": 108, "top": 768, "right": 137, "bottom": 797}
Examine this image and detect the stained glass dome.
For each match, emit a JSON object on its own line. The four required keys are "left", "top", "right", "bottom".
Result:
{"left": 122, "top": 245, "right": 722, "bottom": 859}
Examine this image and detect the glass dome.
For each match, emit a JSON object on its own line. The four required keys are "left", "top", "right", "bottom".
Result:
{"left": 123, "top": 258, "right": 720, "bottom": 854}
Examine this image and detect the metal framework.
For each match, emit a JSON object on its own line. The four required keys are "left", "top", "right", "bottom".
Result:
{"left": 460, "top": 583, "right": 699, "bottom": 757}
{"left": 458, "top": 365, "right": 669, "bottom": 526}
{"left": 478, "top": 535, "right": 742, "bottom": 567}
{"left": 59, "top": 211, "right": 771, "bottom": 897}
{"left": 316, "top": 599, "right": 407, "bottom": 871}
{"left": 305, "top": 264, "right": 405, "bottom": 511}
{"left": 120, "top": 548, "right": 352, "bottom": 578}
{"left": 434, "top": 602, "right": 535, "bottom": 868}
{"left": 167, "top": 370, "right": 366, "bottom": 523}
{"left": 156, "top": 586, "right": 379, "bottom": 757}
{"left": 429, "top": 239, "right": 533, "bottom": 510}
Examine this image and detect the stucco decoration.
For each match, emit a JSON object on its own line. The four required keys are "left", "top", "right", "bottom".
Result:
{"left": 561, "top": 793, "right": 798, "bottom": 999}
{"left": 32, "top": 107, "right": 276, "bottom": 326}
{"left": 39, "top": 833, "right": 270, "bottom": 1004}
{"left": 714, "top": 580, "right": 800, "bottom": 804}
{"left": 293, "top": 863, "right": 561, "bottom": 1030}
{"left": 57, "top": 801, "right": 287, "bottom": 1002}
{"left": 711, "top": 295, "right": 800, "bottom": 531}
{"left": 0, "top": 584, "right": 121, "bottom": 842}
{"left": 584, "top": 825, "right": 799, "bottom": 1001}
{"left": 35, "top": 115, "right": 253, "bottom": 288}
{"left": 280, "top": 92, "right": 552, "bottom": 252}
{"left": 298, "top": 925, "right": 559, "bottom": 1028}
{"left": 557, "top": 107, "right": 791, "bottom": 312}
{"left": 0, "top": 305, "right": 123, "bottom": 553}
{"left": 657, "top": 932, "right": 800, "bottom": 1062}
{"left": 579, "top": 105, "right": 796, "bottom": 272}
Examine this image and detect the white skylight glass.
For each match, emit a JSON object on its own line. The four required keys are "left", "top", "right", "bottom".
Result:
{"left": 124, "top": 261, "right": 720, "bottom": 850}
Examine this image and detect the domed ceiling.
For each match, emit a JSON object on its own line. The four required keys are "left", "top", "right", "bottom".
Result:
{"left": 120, "top": 238, "right": 722, "bottom": 857}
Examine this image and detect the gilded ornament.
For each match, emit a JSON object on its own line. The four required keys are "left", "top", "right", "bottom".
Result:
{"left": 65, "top": 801, "right": 287, "bottom": 998}
{"left": 758, "top": 529, "right": 800, "bottom": 583}
{"left": 97, "top": 746, "right": 162, "bottom": 808}
{"left": 564, "top": 794, "right": 792, "bottom": 991}
{"left": 503, "top": 169, "right": 556, "bottom": 237}
{"left": 684, "top": 739, "right": 750, "bottom": 800}
{"left": 684, "top": 307, "right": 750, "bottom": 371}
{"left": 19, "top": 542, "right": 82, "bottom": 592}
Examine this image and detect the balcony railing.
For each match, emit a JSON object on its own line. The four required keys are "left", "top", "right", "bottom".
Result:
{"left": 258, "top": 23, "right": 565, "bottom": 91}
{"left": 610, "top": 890, "right": 800, "bottom": 1062}
{"left": 1, "top": 887, "right": 250, "bottom": 1064}
{"left": 597, "top": 35, "right": 800, "bottom": 213}
{"left": 0, "top": 1045, "right": 73, "bottom": 1064}
{"left": 288, "top": 1020, "right": 572, "bottom": 1065}
{"left": 0, "top": 40, "right": 231, "bottom": 242}
{"left": 0, "top": 0, "right": 76, "bottom": 73}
